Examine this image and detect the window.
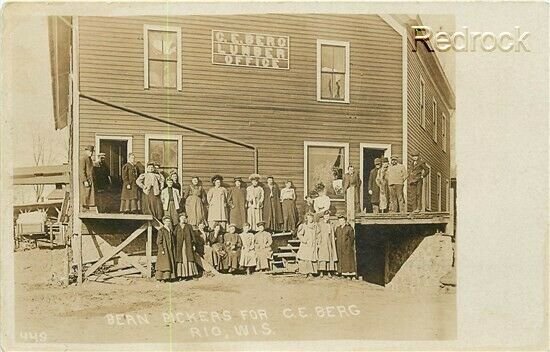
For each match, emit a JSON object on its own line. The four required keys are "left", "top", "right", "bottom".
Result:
{"left": 304, "top": 142, "right": 349, "bottom": 201}
{"left": 436, "top": 172, "right": 442, "bottom": 212}
{"left": 145, "top": 135, "right": 182, "bottom": 179}
{"left": 422, "top": 164, "right": 432, "bottom": 211}
{"left": 442, "top": 114, "right": 447, "bottom": 152}
{"left": 420, "top": 77, "right": 426, "bottom": 128}
{"left": 144, "top": 25, "right": 182, "bottom": 90}
{"left": 317, "top": 40, "right": 350, "bottom": 103}
{"left": 432, "top": 99, "right": 438, "bottom": 142}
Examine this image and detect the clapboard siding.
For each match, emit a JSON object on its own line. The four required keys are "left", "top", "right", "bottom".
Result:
{"left": 78, "top": 14, "right": 404, "bottom": 212}
{"left": 407, "top": 39, "right": 452, "bottom": 211}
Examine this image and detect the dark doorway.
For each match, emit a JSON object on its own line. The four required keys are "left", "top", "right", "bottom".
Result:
{"left": 97, "top": 139, "right": 128, "bottom": 212}
{"left": 362, "top": 147, "right": 387, "bottom": 213}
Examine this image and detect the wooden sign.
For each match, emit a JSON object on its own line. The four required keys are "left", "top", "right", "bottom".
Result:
{"left": 212, "top": 30, "right": 290, "bottom": 69}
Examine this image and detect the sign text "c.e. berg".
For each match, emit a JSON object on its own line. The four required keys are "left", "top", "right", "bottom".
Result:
{"left": 212, "top": 30, "right": 290, "bottom": 69}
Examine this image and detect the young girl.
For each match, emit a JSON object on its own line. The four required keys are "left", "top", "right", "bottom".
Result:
{"left": 161, "top": 178, "right": 182, "bottom": 226}
{"left": 246, "top": 174, "right": 264, "bottom": 231}
{"left": 136, "top": 162, "right": 164, "bottom": 220}
{"left": 174, "top": 213, "right": 199, "bottom": 280}
{"left": 239, "top": 223, "right": 257, "bottom": 275}
{"left": 317, "top": 210, "right": 338, "bottom": 277}
{"left": 207, "top": 175, "right": 229, "bottom": 229}
{"left": 183, "top": 176, "right": 207, "bottom": 227}
{"left": 299, "top": 191, "right": 317, "bottom": 225}
{"left": 223, "top": 223, "right": 242, "bottom": 273}
{"left": 156, "top": 215, "right": 177, "bottom": 281}
{"left": 296, "top": 212, "right": 320, "bottom": 277}
{"left": 254, "top": 221, "right": 273, "bottom": 272}
{"left": 280, "top": 180, "right": 298, "bottom": 232}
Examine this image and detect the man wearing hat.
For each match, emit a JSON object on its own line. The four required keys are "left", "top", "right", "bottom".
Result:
{"left": 79, "top": 145, "right": 96, "bottom": 211}
{"left": 93, "top": 152, "right": 111, "bottom": 212}
{"left": 387, "top": 155, "right": 407, "bottom": 213}
{"left": 408, "top": 150, "right": 429, "bottom": 212}
{"left": 367, "top": 158, "right": 382, "bottom": 213}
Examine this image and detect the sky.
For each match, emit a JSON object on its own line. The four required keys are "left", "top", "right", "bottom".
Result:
{"left": 5, "top": 15, "right": 68, "bottom": 203}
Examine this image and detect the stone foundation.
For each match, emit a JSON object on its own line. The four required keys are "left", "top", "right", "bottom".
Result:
{"left": 356, "top": 224, "right": 454, "bottom": 291}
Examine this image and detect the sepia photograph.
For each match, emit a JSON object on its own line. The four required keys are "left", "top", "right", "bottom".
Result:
{"left": 8, "top": 10, "right": 458, "bottom": 345}
{"left": 3, "top": 1, "right": 546, "bottom": 350}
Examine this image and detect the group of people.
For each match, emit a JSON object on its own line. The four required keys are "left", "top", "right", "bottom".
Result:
{"left": 366, "top": 150, "right": 430, "bottom": 213}
{"left": 154, "top": 213, "right": 276, "bottom": 281}
{"left": 295, "top": 211, "right": 358, "bottom": 279}
{"left": 79, "top": 146, "right": 306, "bottom": 233}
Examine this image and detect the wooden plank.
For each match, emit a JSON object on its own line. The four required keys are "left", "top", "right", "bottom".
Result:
{"left": 357, "top": 217, "right": 449, "bottom": 225}
{"left": 79, "top": 213, "right": 153, "bottom": 220}
{"left": 117, "top": 251, "right": 148, "bottom": 276}
{"left": 146, "top": 221, "right": 152, "bottom": 278}
{"left": 89, "top": 267, "right": 141, "bottom": 281}
{"left": 13, "top": 164, "right": 70, "bottom": 176}
{"left": 84, "top": 223, "right": 147, "bottom": 277}
{"left": 13, "top": 175, "right": 71, "bottom": 186}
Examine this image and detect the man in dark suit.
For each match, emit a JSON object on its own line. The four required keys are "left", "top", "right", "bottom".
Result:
{"left": 367, "top": 158, "right": 382, "bottom": 213}
{"left": 408, "top": 150, "right": 429, "bottom": 212}
{"left": 79, "top": 145, "right": 96, "bottom": 211}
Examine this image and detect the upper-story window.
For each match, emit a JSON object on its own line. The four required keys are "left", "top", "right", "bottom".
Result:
{"left": 144, "top": 25, "right": 182, "bottom": 90}
{"left": 317, "top": 40, "right": 350, "bottom": 103}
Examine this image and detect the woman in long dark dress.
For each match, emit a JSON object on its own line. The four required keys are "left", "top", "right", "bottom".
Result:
{"left": 136, "top": 162, "right": 164, "bottom": 220}
{"left": 262, "top": 176, "right": 283, "bottom": 232}
{"left": 334, "top": 215, "right": 357, "bottom": 279}
{"left": 280, "top": 180, "right": 298, "bottom": 232}
{"left": 174, "top": 213, "right": 199, "bottom": 280}
{"left": 156, "top": 215, "right": 177, "bottom": 281}
{"left": 228, "top": 177, "right": 247, "bottom": 230}
{"left": 120, "top": 153, "right": 141, "bottom": 213}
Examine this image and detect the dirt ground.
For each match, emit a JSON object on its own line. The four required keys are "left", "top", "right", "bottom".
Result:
{"left": 13, "top": 247, "right": 456, "bottom": 345}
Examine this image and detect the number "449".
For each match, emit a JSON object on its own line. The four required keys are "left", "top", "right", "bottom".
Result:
{"left": 19, "top": 331, "right": 47, "bottom": 342}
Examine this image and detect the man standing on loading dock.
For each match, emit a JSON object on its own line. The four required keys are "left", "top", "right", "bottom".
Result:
{"left": 387, "top": 155, "right": 407, "bottom": 213}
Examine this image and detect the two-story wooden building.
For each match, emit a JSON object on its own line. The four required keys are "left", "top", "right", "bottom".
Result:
{"left": 49, "top": 14, "right": 455, "bottom": 284}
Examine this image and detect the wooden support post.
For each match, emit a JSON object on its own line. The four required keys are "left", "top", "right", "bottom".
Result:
{"left": 75, "top": 232, "right": 83, "bottom": 284}
{"left": 146, "top": 221, "right": 152, "bottom": 278}
{"left": 49, "top": 223, "right": 54, "bottom": 249}
{"left": 62, "top": 225, "right": 69, "bottom": 286}
{"left": 447, "top": 187, "right": 455, "bottom": 236}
